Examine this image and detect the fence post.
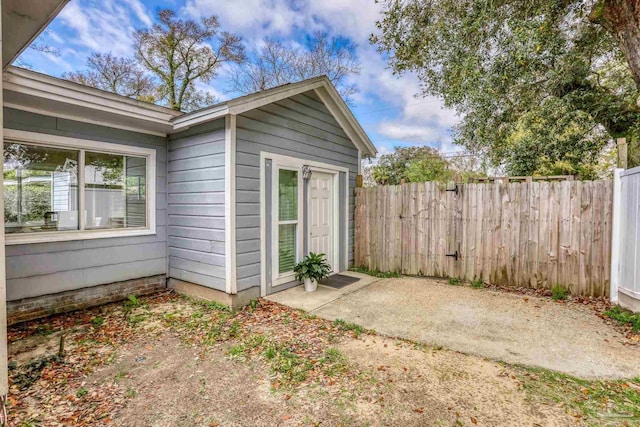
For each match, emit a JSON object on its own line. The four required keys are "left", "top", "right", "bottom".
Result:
{"left": 617, "top": 138, "right": 628, "bottom": 169}
{"left": 610, "top": 168, "right": 623, "bottom": 303}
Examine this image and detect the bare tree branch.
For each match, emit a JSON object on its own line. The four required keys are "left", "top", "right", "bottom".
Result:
{"left": 134, "top": 9, "right": 245, "bottom": 111}
{"left": 62, "top": 53, "right": 156, "bottom": 101}
{"left": 230, "top": 32, "right": 361, "bottom": 103}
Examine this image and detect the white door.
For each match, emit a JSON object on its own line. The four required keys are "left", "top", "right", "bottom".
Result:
{"left": 309, "top": 172, "right": 333, "bottom": 270}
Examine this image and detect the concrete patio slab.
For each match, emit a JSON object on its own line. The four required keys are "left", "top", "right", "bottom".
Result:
{"left": 265, "top": 271, "right": 380, "bottom": 312}
{"left": 271, "top": 275, "right": 640, "bottom": 379}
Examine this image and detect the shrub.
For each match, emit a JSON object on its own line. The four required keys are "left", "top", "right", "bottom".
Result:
{"left": 447, "top": 277, "right": 462, "bottom": 286}
{"left": 551, "top": 285, "right": 569, "bottom": 301}
{"left": 470, "top": 279, "right": 484, "bottom": 288}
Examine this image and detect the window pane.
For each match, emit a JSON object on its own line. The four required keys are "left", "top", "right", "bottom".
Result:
{"left": 85, "top": 152, "right": 147, "bottom": 229}
{"left": 279, "top": 169, "right": 297, "bottom": 221}
{"left": 279, "top": 223, "right": 297, "bottom": 273}
{"left": 3, "top": 143, "right": 79, "bottom": 234}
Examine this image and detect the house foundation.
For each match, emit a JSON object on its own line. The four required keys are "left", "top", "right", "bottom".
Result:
{"left": 7, "top": 274, "right": 166, "bottom": 325}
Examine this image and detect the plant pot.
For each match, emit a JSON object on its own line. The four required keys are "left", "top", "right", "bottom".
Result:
{"left": 303, "top": 277, "right": 318, "bottom": 292}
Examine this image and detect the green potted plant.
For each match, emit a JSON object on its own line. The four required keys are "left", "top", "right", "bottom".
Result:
{"left": 294, "top": 252, "right": 331, "bottom": 292}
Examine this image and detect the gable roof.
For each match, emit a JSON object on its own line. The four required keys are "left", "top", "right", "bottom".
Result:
{"left": 171, "top": 76, "right": 377, "bottom": 157}
{"left": 4, "top": 67, "right": 376, "bottom": 157}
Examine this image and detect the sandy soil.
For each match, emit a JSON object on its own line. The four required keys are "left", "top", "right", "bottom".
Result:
{"left": 9, "top": 293, "right": 633, "bottom": 427}
{"left": 86, "top": 333, "right": 575, "bottom": 427}
{"left": 312, "top": 277, "right": 640, "bottom": 379}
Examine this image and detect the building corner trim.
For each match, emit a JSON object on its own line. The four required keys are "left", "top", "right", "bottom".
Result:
{"left": 224, "top": 114, "right": 237, "bottom": 294}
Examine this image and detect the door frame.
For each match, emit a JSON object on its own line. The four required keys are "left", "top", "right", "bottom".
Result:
{"left": 260, "top": 152, "right": 349, "bottom": 296}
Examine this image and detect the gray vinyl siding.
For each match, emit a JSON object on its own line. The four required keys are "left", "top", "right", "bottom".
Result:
{"left": 3, "top": 108, "right": 167, "bottom": 301}
{"left": 235, "top": 90, "right": 359, "bottom": 292}
{"left": 167, "top": 119, "right": 226, "bottom": 291}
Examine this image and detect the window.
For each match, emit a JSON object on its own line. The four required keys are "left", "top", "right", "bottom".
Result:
{"left": 278, "top": 169, "right": 298, "bottom": 274}
{"left": 4, "top": 144, "right": 79, "bottom": 233}
{"left": 84, "top": 152, "right": 147, "bottom": 229}
{"left": 3, "top": 130, "right": 156, "bottom": 244}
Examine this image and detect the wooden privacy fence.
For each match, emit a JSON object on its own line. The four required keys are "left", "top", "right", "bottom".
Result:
{"left": 354, "top": 180, "right": 613, "bottom": 296}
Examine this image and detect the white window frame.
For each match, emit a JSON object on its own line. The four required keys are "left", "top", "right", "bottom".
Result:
{"left": 3, "top": 129, "right": 156, "bottom": 245}
{"left": 272, "top": 164, "right": 304, "bottom": 286}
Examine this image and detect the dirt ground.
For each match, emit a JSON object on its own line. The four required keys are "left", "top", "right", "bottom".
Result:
{"left": 307, "top": 276, "right": 640, "bottom": 379}
{"left": 7, "top": 292, "right": 640, "bottom": 426}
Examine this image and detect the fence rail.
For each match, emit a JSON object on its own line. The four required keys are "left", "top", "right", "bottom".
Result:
{"left": 354, "top": 180, "right": 613, "bottom": 296}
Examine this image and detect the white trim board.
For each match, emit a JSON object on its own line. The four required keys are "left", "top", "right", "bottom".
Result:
{"left": 224, "top": 114, "right": 237, "bottom": 294}
{"left": 3, "top": 129, "right": 157, "bottom": 245}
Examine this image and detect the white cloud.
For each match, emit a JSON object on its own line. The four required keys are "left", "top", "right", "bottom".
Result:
{"left": 378, "top": 123, "right": 444, "bottom": 142}
{"left": 57, "top": 1, "right": 149, "bottom": 58}
{"left": 122, "top": 0, "right": 153, "bottom": 27}
{"left": 183, "top": 0, "right": 305, "bottom": 41}
{"left": 38, "top": 0, "right": 463, "bottom": 154}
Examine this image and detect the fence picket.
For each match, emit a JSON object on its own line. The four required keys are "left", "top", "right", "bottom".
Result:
{"left": 354, "top": 179, "right": 612, "bottom": 296}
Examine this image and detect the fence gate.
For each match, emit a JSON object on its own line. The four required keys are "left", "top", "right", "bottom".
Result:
{"left": 611, "top": 168, "right": 640, "bottom": 310}
{"left": 355, "top": 179, "right": 613, "bottom": 296}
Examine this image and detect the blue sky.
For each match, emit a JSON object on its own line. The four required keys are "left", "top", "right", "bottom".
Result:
{"left": 16, "top": 0, "right": 461, "bottom": 158}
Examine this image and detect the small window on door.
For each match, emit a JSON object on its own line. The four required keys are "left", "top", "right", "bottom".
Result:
{"left": 278, "top": 169, "right": 298, "bottom": 274}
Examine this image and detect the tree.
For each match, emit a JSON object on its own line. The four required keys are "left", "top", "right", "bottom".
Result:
{"left": 62, "top": 53, "right": 155, "bottom": 100}
{"left": 230, "top": 32, "right": 361, "bottom": 101}
{"left": 371, "top": 0, "right": 640, "bottom": 176}
{"left": 15, "top": 29, "right": 60, "bottom": 69}
{"left": 135, "top": 9, "right": 245, "bottom": 111}
{"left": 369, "top": 146, "right": 484, "bottom": 185}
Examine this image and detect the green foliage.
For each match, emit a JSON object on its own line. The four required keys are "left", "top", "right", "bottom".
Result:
{"left": 470, "top": 279, "right": 484, "bottom": 288}
{"left": 551, "top": 285, "right": 569, "bottom": 301}
{"left": 75, "top": 388, "right": 88, "bottom": 398}
{"left": 332, "top": 319, "right": 365, "bottom": 338}
{"left": 447, "top": 277, "right": 462, "bottom": 286}
{"left": 604, "top": 306, "right": 640, "bottom": 332}
{"left": 371, "top": 146, "right": 484, "bottom": 185}
{"left": 372, "top": 0, "right": 640, "bottom": 176}
{"left": 349, "top": 266, "right": 400, "bottom": 278}
{"left": 293, "top": 252, "right": 331, "bottom": 282}
{"left": 126, "top": 295, "right": 141, "bottom": 307}
{"left": 91, "top": 316, "right": 104, "bottom": 328}
{"left": 517, "top": 366, "right": 640, "bottom": 423}
{"left": 202, "top": 300, "right": 231, "bottom": 312}
{"left": 248, "top": 299, "right": 260, "bottom": 312}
